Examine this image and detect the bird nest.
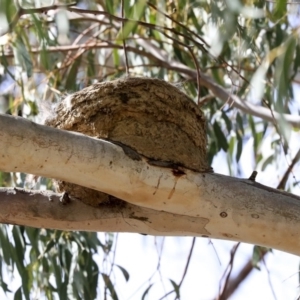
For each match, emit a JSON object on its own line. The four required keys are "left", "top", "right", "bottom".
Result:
{"left": 46, "top": 77, "right": 210, "bottom": 207}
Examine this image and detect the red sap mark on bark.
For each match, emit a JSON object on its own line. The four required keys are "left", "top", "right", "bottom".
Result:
{"left": 153, "top": 174, "right": 163, "bottom": 195}
{"left": 168, "top": 168, "right": 185, "bottom": 199}
{"left": 168, "top": 177, "right": 179, "bottom": 199}
{"left": 172, "top": 169, "right": 185, "bottom": 177}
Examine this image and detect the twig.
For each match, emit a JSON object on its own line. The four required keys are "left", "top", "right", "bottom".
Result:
{"left": 217, "top": 247, "right": 269, "bottom": 299}
{"left": 146, "top": 2, "right": 209, "bottom": 48}
{"left": 155, "top": 237, "right": 168, "bottom": 296}
{"left": 0, "top": 2, "right": 77, "bottom": 37}
{"left": 157, "top": 237, "right": 196, "bottom": 300}
{"left": 121, "top": 0, "right": 129, "bottom": 76}
{"left": 187, "top": 46, "right": 201, "bottom": 105}
{"left": 262, "top": 255, "right": 278, "bottom": 300}
{"left": 178, "top": 237, "right": 196, "bottom": 288}
{"left": 3, "top": 30, "right": 300, "bottom": 128}
{"left": 60, "top": 23, "right": 100, "bottom": 69}
{"left": 218, "top": 243, "right": 240, "bottom": 300}
{"left": 277, "top": 149, "right": 300, "bottom": 190}
{"left": 198, "top": 94, "right": 215, "bottom": 106}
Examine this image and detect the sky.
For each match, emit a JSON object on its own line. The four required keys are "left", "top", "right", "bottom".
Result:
{"left": 108, "top": 234, "right": 300, "bottom": 300}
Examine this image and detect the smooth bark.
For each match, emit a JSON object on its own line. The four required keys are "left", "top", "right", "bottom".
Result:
{"left": 1, "top": 113, "right": 300, "bottom": 255}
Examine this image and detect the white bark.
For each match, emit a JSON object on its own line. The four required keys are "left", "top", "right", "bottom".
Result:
{"left": 0, "top": 188, "right": 209, "bottom": 236}
{"left": 1, "top": 113, "right": 300, "bottom": 255}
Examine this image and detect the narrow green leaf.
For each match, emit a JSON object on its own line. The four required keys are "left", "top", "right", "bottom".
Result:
{"left": 43, "top": 239, "right": 56, "bottom": 255}
{"left": 273, "top": 0, "right": 287, "bottom": 20}
{"left": 236, "top": 131, "right": 243, "bottom": 162}
{"left": 252, "top": 245, "right": 262, "bottom": 270}
{"left": 65, "top": 57, "right": 82, "bottom": 91}
{"left": 252, "top": 246, "right": 270, "bottom": 270}
{"left": 141, "top": 283, "right": 154, "bottom": 300}
{"left": 124, "top": 0, "right": 131, "bottom": 16}
{"left": 211, "top": 68, "right": 224, "bottom": 86}
{"left": 213, "top": 121, "right": 228, "bottom": 151}
{"left": 113, "top": 48, "right": 120, "bottom": 68}
{"left": 248, "top": 115, "right": 258, "bottom": 155}
{"left": 222, "top": 111, "right": 232, "bottom": 132}
{"left": 58, "top": 281, "right": 68, "bottom": 299}
{"left": 208, "top": 141, "right": 217, "bottom": 164}
{"left": 169, "top": 279, "right": 180, "bottom": 298}
{"left": 115, "top": 264, "right": 130, "bottom": 282}
{"left": 261, "top": 154, "right": 274, "bottom": 171}
{"left": 12, "top": 35, "right": 33, "bottom": 77}
{"left": 275, "top": 36, "right": 296, "bottom": 111}
{"left": 236, "top": 113, "right": 244, "bottom": 135}
{"left": 0, "top": 226, "right": 12, "bottom": 266}
{"left": 117, "top": 0, "right": 146, "bottom": 40}
{"left": 293, "top": 45, "right": 300, "bottom": 73}
{"left": 228, "top": 136, "right": 235, "bottom": 157}
{"left": 21, "top": 270, "right": 30, "bottom": 300}
{"left": 0, "top": 277, "right": 12, "bottom": 293}
{"left": 189, "top": 8, "right": 203, "bottom": 34}
{"left": 12, "top": 226, "right": 25, "bottom": 263}
{"left": 87, "top": 51, "right": 95, "bottom": 80}
{"left": 105, "top": 0, "right": 114, "bottom": 14}
{"left": 13, "top": 287, "right": 22, "bottom": 300}
{"left": 102, "top": 273, "right": 118, "bottom": 300}
{"left": 52, "top": 257, "right": 62, "bottom": 289}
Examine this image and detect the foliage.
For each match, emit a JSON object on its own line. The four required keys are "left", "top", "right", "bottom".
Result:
{"left": 0, "top": 0, "right": 299, "bottom": 298}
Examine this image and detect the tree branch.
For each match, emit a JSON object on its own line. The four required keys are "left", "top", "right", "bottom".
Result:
{"left": 0, "top": 188, "right": 208, "bottom": 234}
{"left": 1, "top": 114, "right": 300, "bottom": 255}
{"left": 2, "top": 38, "right": 300, "bottom": 127}
{"left": 0, "top": 115, "right": 300, "bottom": 254}
{"left": 135, "top": 39, "right": 300, "bottom": 128}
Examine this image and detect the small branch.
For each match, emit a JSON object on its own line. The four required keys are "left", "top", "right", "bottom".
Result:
{"left": 0, "top": 2, "right": 77, "bottom": 37}
{"left": 217, "top": 254, "right": 258, "bottom": 299}
{"left": 277, "top": 149, "right": 300, "bottom": 190}
{"left": 134, "top": 39, "right": 300, "bottom": 128}
{"left": 146, "top": 1, "right": 209, "bottom": 48}
{"left": 262, "top": 255, "right": 278, "bottom": 300}
{"left": 218, "top": 243, "right": 240, "bottom": 300}
{"left": 187, "top": 47, "right": 201, "bottom": 105}
{"left": 121, "top": 0, "right": 129, "bottom": 76}
{"left": 157, "top": 237, "right": 196, "bottom": 300}
{"left": 213, "top": 242, "right": 269, "bottom": 299}
{"left": 3, "top": 4, "right": 300, "bottom": 128}
{"left": 178, "top": 237, "right": 196, "bottom": 287}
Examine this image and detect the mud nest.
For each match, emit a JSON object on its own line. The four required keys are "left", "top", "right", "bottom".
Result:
{"left": 46, "top": 77, "right": 210, "bottom": 207}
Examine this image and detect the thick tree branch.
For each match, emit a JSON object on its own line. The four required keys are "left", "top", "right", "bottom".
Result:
{"left": 0, "top": 188, "right": 207, "bottom": 235}
{"left": 1, "top": 114, "right": 300, "bottom": 255}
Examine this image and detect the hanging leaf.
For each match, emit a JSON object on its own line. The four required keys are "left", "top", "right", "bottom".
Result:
{"left": 272, "top": 0, "right": 287, "bottom": 20}
{"left": 115, "top": 264, "right": 130, "bottom": 282}
{"left": 169, "top": 279, "right": 180, "bottom": 298}
{"left": 213, "top": 121, "right": 228, "bottom": 152}
{"left": 236, "top": 131, "right": 243, "bottom": 162}
{"left": 65, "top": 57, "right": 82, "bottom": 91}
{"left": 102, "top": 273, "right": 119, "bottom": 300}
{"left": 141, "top": 283, "right": 154, "bottom": 300}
